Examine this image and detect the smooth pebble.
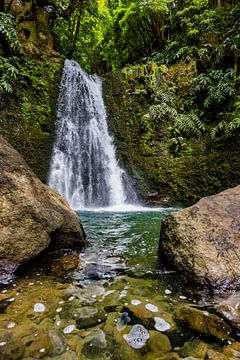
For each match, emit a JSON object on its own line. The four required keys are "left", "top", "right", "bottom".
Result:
{"left": 33, "top": 303, "right": 46, "bottom": 313}
{"left": 145, "top": 303, "right": 158, "bottom": 312}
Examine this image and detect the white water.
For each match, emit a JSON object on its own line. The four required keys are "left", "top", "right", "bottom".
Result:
{"left": 81, "top": 204, "right": 177, "bottom": 213}
{"left": 48, "top": 60, "right": 135, "bottom": 210}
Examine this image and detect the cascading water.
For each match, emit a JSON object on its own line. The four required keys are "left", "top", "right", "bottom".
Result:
{"left": 48, "top": 60, "right": 134, "bottom": 209}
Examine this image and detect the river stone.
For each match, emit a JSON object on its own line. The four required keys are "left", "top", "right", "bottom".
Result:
{"left": 178, "top": 339, "right": 209, "bottom": 358}
{"left": 0, "top": 136, "right": 86, "bottom": 274}
{"left": 223, "top": 341, "right": 240, "bottom": 359}
{"left": 206, "top": 349, "right": 229, "bottom": 360}
{"left": 176, "top": 305, "right": 232, "bottom": 340}
{"left": 48, "top": 329, "right": 67, "bottom": 356}
{"left": 43, "top": 351, "right": 79, "bottom": 360}
{"left": 72, "top": 307, "right": 106, "bottom": 329}
{"left": 144, "top": 353, "right": 180, "bottom": 360}
{"left": 123, "top": 324, "right": 149, "bottom": 349}
{"left": 215, "top": 292, "right": 240, "bottom": 329}
{"left": 147, "top": 330, "right": 171, "bottom": 354}
{"left": 0, "top": 338, "right": 25, "bottom": 360}
{"left": 159, "top": 185, "right": 240, "bottom": 293}
{"left": 82, "top": 329, "right": 107, "bottom": 359}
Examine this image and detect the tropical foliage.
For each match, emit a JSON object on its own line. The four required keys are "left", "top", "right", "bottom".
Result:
{"left": 1, "top": 0, "right": 240, "bottom": 143}
{"left": 0, "top": 12, "right": 20, "bottom": 94}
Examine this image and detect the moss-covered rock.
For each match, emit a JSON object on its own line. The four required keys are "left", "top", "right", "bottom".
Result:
{"left": 0, "top": 0, "right": 62, "bottom": 183}
{"left": 0, "top": 56, "right": 62, "bottom": 182}
{"left": 103, "top": 67, "right": 240, "bottom": 205}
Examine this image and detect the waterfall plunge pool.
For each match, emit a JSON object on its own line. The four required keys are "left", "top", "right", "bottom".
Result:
{"left": 0, "top": 207, "right": 234, "bottom": 359}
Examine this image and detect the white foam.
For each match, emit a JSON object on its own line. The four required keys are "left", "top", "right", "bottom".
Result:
{"left": 76, "top": 204, "right": 176, "bottom": 213}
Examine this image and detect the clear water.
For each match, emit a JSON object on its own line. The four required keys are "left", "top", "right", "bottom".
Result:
{"left": 78, "top": 208, "right": 175, "bottom": 277}
{"left": 0, "top": 208, "right": 233, "bottom": 359}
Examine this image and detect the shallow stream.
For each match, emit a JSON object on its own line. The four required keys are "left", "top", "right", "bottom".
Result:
{"left": 0, "top": 208, "right": 238, "bottom": 359}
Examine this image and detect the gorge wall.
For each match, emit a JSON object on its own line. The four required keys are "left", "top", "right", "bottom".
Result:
{"left": 0, "top": 0, "right": 62, "bottom": 182}
{"left": 103, "top": 66, "right": 240, "bottom": 205}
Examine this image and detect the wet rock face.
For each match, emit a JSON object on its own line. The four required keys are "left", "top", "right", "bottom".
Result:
{"left": 0, "top": 136, "right": 86, "bottom": 274}
{"left": 159, "top": 186, "right": 240, "bottom": 293}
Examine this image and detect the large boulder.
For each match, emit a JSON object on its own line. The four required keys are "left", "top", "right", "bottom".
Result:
{"left": 0, "top": 136, "right": 85, "bottom": 274}
{"left": 159, "top": 186, "right": 240, "bottom": 293}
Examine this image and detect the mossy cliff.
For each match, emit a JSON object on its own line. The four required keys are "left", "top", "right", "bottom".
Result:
{"left": 103, "top": 63, "right": 240, "bottom": 205}
{"left": 0, "top": 0, "right": 63, "bottom": 182}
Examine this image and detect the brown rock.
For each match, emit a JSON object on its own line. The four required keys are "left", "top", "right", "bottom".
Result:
{"left": 159, "top": 186, "right": 240, "bottom": 293}
{"left": 223, "top": 341, "right": 240, "bottom": 359}
{"left": 206, "top": 349, "right": 228, "bottom": 360}
{"left": 178, "top": 339, "right": 209, "bottom": 358}
{"left": 0, "top": 136, "right": 86, "bottom": 274}
{"left": 147, "top": 330, "right": 171, "bottom": 354}
{"left": 175, "top": 305, "right": 232, "bottom": 340}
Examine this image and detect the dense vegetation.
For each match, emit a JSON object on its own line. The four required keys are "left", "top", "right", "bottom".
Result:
{"left": 0, "top": 0, "right": 239, "bottom": 202}
{"left": 53, "top": 0, "right": 240, "bottom": 142}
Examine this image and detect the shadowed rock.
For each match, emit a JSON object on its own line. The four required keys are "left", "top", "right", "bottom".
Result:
{"left": 0, "top": 136, "right": 85, "bottom": 275}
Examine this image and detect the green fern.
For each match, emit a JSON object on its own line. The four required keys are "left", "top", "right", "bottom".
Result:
{"left": 149, "top": 103, "right": 177, "bottom": 122}
{"left": 0, "top": 12, "right": 20, "bottom": 51}
{"left": 191, "top": 69, "right": 235, "bottom": 108}
{"left": 0, "top": 56, "right": 18, "bottom": 94}
{"left": 176, "top": 113, "right": 206, "bottom": 138}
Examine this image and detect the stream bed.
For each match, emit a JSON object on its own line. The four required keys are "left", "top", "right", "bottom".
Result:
{"left": 0, "top": 208, "right": 239, "bottom": 359}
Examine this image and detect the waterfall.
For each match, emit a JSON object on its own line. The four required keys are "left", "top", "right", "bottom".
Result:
{"left": 48, "top": 60, "right": 134, "bottom": 210}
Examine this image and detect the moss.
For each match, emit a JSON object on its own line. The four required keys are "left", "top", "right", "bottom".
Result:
{"left": 0, "top": 55, "right": 63, "bottom": 182}
{"left": 103, "top": 69, "right": 240, "bottom": 205}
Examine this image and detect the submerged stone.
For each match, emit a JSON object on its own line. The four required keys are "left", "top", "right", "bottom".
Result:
{"left": 216, "top": 292, "right": 240, "bottom": 329}
{"left": 178, "top": 339, "right": 209, "bottom": 358}
{"left": 206, "top": 349, "right": 229, "bottom": 360}
{"left": 154, "top": 317, "right": 171, "bottom": 332}
{"left": 117, "top": 312, "right": 131, "bottom": 330}
{"left": 82, "top": 329, "right": 107, "bottom": 359}
{"left": 165, "top": 289, "right": 172, "bottom": 295}
{"left": 131, "top": 300, "right": 142, "bottom": 306}
{"left": 72, "top": 307, "right": 106, "bottom": 329}
{"left": 123, "top": 324, "right": 149, "bottom": 349}
{"left": 48, "top": 329, "right": 67, "bottom": 356}
{"left": 223, "top": 341, "right": 240, "bottom": 359}
{"left": 147, "top": 330, "right": 171, "bottom": 354}
{"left": 176, "top": 306, "right": 232, "bottom": 340}
{"left": 63, "top": 325, "right": 76, "bottom": 334}
{"left": 33, "top": 303, "right": 46, "bottom": 313}
{"left": 145, "top": 304, "right": 158, "bottom": 313}
{"left": 0, "top": 339, "right": 25, "bottom": 360}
